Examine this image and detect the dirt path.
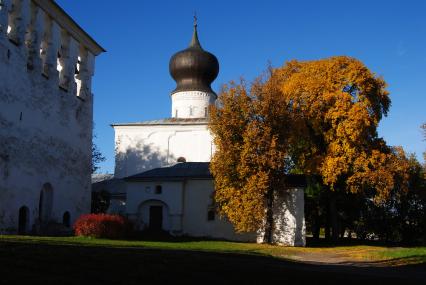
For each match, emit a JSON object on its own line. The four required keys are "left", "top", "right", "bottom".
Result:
{"left": 285, "top": 247, "right": 422, "bottom": 267}
{"left": 291, "top": 251, "right": 359, "bottom": 264}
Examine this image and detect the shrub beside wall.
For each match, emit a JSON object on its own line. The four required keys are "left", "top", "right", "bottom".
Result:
{"left": 74, "top": 214, "right": 132, "bottom": 239}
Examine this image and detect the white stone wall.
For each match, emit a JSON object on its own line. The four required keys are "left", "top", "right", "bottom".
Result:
{"left": 126, "top": 181, "right": 183, "bottom": 232}
{"left": 182, "top": 180, "right": 255, "bottom": 241}
{"left": 171, "top": 91, "right": 216, "bottom": 118}
{"left": 126, "top": 179, "right": 255, "bottom": 241}
{"left": 256, "top": 188, "right": 306, "bottom": 246}
{"left": 0, "top": 0, "right": 99, "bottom": 234}
{"left": 113, "top": 124, "right": 214, "bottom": 178}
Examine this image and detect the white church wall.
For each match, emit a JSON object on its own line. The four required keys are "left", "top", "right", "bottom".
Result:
{"left": 126, "top": 181, "right": 184, "bottom": 232}
{"left": 125, "top": 176, "right": 305, "bottom": 245}
{"left": 126, "top": 178, "right": 255, "bottom": 241}
{"left": 114, "top": 124, "right": 214, "bottom": 178}
{"left": 182, "top": 179, "right": 256, "bottom": 241}
{"left": 0, "top": 0, "right": 101, "bottom": 234}
{"left": 256, "top": 188, "right": 306, "bottom": 246}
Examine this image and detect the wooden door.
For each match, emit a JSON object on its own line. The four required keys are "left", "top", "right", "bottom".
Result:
{"left": 149, "top": 206, "right": 163, "bottom": 231}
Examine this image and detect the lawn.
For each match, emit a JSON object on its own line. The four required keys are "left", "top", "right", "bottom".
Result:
{"left": 0, "top": 235, "right": 425, "bottom": 284}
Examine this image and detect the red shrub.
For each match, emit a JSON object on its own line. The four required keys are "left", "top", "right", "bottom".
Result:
{"left": 74, "top": 214, "right": 132, "bottom": 239}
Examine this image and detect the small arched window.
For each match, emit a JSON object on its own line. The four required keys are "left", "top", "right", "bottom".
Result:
{"left": 207, "top": 208, "right": 215, "bottom": 221}
{"left": 155, "top": 185, "right": 162, "bottom": 194}
{"left": 177, "top": 157, "right": 186, "bottom": 163}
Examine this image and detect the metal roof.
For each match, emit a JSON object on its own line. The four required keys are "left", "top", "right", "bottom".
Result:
{"left": 125, "top": 162, "right": 212, "bottom": 181}
{"left": 125, "top": 162, "right": 307, "bottom": 188}
{"left": 112, "top": 117, "right": 209, "bottom": 127}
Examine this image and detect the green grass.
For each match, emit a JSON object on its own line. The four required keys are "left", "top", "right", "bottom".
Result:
{"left": 362, "top": 247, "right": 426, "bottom": 264}
{"left": 0, "top": 235, "right": 293, "bottom": 258}
{"left": 1, "top": 235, "right": 425, "bottom": 264}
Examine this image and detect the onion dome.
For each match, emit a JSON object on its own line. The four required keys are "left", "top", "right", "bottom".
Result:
{"left": 169, "top": 20, "right": 219, "bottom": 95}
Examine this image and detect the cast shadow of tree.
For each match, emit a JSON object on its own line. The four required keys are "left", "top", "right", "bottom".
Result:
{"left": 115, "top": 142, "right": 176, "bottom": 177}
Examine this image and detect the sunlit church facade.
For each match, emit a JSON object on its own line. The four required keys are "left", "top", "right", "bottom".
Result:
{"left": 94, "top": 21, "right": 307, "bottom": 246}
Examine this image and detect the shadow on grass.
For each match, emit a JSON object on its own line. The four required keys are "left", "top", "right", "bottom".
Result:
{"left": 0, "top": 239, "right": 425, "bottom": 284}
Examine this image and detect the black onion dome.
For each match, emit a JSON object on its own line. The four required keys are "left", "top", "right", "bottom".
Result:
{"left": 169, "top": 23, "right": 219, "bottom": 95}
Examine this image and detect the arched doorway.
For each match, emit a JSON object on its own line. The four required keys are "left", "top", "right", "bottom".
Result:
{"left": 39, "top": 183, "right": 53, "bottom": 224}
{"left": 18, "top": 206, "right": 29, "bottom": 234}
{"left": 63, "top": 211, "right": 71, "bottom": 228}
{"left": 137, "top": 200, "right": 170, "bottom": 232}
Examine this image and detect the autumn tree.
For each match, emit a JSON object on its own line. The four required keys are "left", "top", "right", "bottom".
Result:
{"left": 209, "top": 76, "right": 298, "bottom": 242}
{"left": 272, "top": 56, "right": 410, "bottom": 239}
{"left": 210, "top": 56, "right": 410, "bottom": 242}
{"left": 357, "top": 150, "right": 426, "bottom": 243}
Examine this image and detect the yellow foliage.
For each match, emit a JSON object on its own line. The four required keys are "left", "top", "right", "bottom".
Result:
{"left": 209, "top": 56, "right": 410, "bottom": 233}
{"left": 274, "top": 56, "right": 407, "bottom": 201}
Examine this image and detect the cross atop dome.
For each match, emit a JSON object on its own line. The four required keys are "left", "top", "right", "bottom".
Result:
{"left": 189, "top": 13, "right": 202, "bottom": 49}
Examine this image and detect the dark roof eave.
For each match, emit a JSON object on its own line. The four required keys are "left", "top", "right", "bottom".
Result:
{"left": 125, "top": 176, "right": 212, "bottom": 182}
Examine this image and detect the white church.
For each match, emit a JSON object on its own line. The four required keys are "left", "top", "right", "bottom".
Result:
{"left": 96, "top": 21, "right": 307, "bottom": 246}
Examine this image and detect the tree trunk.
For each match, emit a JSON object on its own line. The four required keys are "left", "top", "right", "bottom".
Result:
{"left": 312, "top": 206, "right": 320, "bottom": 240}
{"left": 263, "top": 188, "right": 274, "bottom": 244}
{"left": 325, "top": 192, "right": 331, "bottom": 240}
{"left": 330, "top": 192, "right": 339, "bottom": 241}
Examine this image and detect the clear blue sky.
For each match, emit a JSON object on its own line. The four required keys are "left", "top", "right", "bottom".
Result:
{"left": 56, "top": 0, "right": 426, "bottom": 173}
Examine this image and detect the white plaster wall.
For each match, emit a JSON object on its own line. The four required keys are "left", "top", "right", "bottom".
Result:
{"left": 126, "top": 182, "right": 305, "bottom": 245}
{"left": 126, "top": 181, "right": 183, "bottom": 233}
{"left": 0, "top": 25, "right": 93, "bottom": 233}
{"left": 114, "top": 124, "right": 214, "bottom": 178}
{"left": 126, "top": 179, "right": 255, "bottom": 241}
{"left": 256, "top": 188, "right": 306, "bottom": 246}
{"left": 182, "top": 180, "right": 256, "bottom": 241}
{"left": 171, "top": 91, "right": 216, "bottom": 118}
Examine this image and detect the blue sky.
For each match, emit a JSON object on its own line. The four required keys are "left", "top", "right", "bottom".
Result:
{"left": 56, "top": 0, "right": 426, "bottom": 173}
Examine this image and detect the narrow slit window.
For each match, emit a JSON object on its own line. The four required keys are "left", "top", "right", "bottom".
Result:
{"left": 207, "top": 209, "right": 215, "bottom": 221}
